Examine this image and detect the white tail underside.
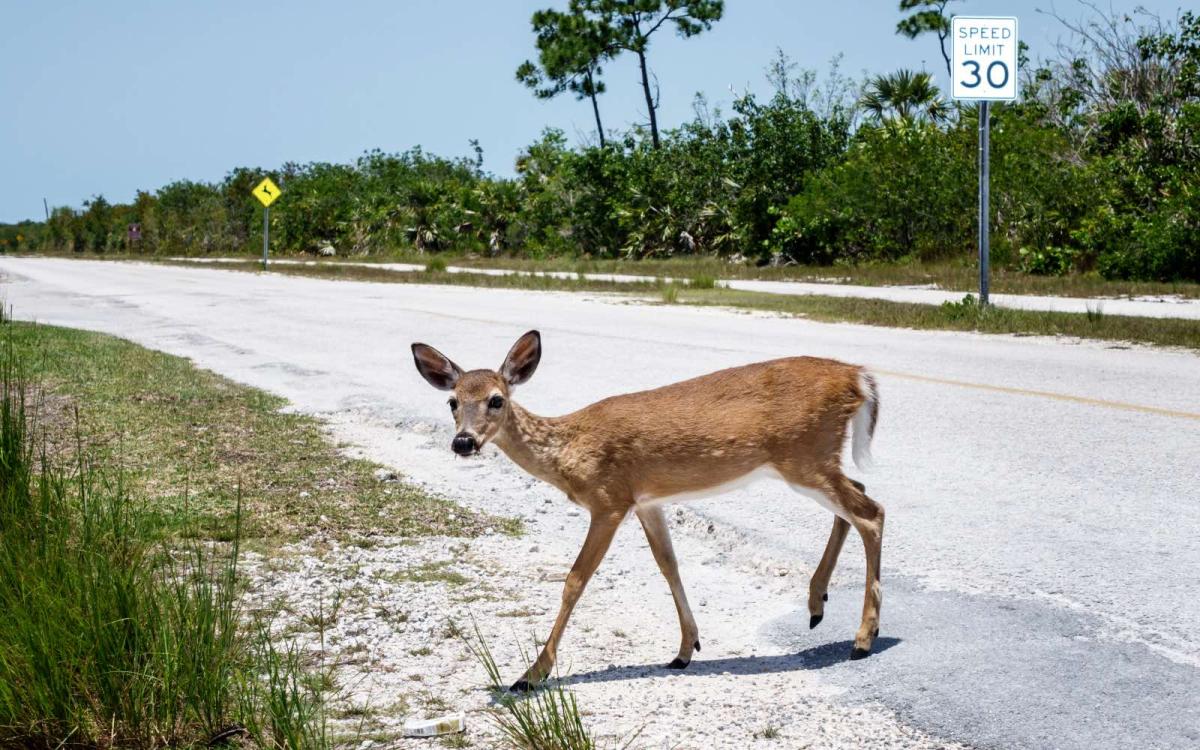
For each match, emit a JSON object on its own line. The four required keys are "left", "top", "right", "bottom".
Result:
{"left": 851, "top": 371, "right": 878, "bottom": 470}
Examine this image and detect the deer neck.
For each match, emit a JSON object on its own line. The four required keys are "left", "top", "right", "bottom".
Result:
{"left": 493, "top": 402, "right": 573, "bottom": 492}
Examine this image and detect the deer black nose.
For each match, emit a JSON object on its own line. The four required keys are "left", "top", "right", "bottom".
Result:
{"left": 451, "top": 433, "right": 477, "bottom": 456}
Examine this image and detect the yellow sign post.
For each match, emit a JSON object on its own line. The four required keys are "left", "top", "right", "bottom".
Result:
{"left": 252, "top": 178, "right": 281, "bottom": 268}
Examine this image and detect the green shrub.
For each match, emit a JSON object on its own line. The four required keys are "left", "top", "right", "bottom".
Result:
{"left": 1019, "top": 246, "right": 1078, "bottom": 276}
{"left": 773, "top": 121, "right": 974, "bottom": 263}
{"left": 1095, "top": 190, "right": 1200, "bottom": 281}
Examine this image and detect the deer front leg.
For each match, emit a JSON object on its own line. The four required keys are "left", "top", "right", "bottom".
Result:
{"left": 511, "top": 509, "right": 622, "bottom": 692}
{"left": 635, "top": 505, "right": 700, "bottom": 669}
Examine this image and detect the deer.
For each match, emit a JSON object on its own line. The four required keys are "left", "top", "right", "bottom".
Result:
{"left": 411, "top": 330, "right": 883, "bottom": 692}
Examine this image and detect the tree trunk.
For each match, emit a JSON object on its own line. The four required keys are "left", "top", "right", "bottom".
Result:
{"left": 938, "top": 28, "right": 951, "bottom": 77}
{"left": 636, "top": 49, "right": 660, "bottom": 149}
{"left": 586, "top": 69, "right": 606, "bottom": 148}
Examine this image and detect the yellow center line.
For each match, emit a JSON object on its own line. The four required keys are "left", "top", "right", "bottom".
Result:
{"left": 873, "top": 368, "right": 1200, "bottom": 422}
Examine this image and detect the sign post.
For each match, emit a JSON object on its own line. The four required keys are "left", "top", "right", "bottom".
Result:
{"left": 251, "top": 177, "right": 282, "bottom": 269}
{"left": 952, "top": 16, "right": 1017, "bottom": 305}
{"left": 978, "top": 100, "right": 989, "bottom": 303}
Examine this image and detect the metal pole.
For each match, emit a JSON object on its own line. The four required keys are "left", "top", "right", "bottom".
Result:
{"left": 262, "top": 206, "right": 269, "bottom": 269}
{"left": 977, "top": 101, "right": 990, "bottom": 305}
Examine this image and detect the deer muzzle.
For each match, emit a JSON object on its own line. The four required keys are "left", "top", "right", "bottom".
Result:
{"left": 451, "top": 432, "right": 478, "bottom": 456}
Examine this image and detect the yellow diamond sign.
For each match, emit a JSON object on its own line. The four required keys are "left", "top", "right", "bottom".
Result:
{"left": 252, "top": 177, "right": 281, "bottom": 207}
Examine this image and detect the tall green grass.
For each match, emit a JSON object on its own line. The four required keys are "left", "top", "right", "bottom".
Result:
{"left": 0, "top": 326, "right": 325, "bottom": 748}
{"left": 463, "top": 622, "right": 597, "bottom": 750}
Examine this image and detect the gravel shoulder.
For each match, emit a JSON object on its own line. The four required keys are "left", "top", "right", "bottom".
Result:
{"left": 249, "top": 409, "right": 968, "bottom": 749}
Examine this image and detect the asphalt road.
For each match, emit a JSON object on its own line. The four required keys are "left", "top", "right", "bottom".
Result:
{"left": 2, "top": 258, "right": 1198, "bottom": 748}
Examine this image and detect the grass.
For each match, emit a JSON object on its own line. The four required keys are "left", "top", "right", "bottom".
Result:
{"left": 4, "top": 321, "right": 517, "bottom": 541}
{"left": 168, "top": 258, "right": 662, "bottom": 296}
{"left": 462, "top": 623, "right": 598, "bottom": 750}
{"left": 0, "top": 317, "right": 522, "bottom": 746}
{"left": 307, "top": 251, "right": 1200, "bottom": 300}
{"left": 383, "top": 560, "right": 470, "bottom": 586}
{"left": 682, "top": 290, "right": 1200, "bottom": 350}
{"left": 186, "top": 259, "right": 1200, "bottom": 351}
{"left": 22, "top": 248, "right": 1200, "bottom": 299}
{"left": 636, "top": 273, "right": 1177, "bottom": 351}
{"left": 0, "top": 322, "right": 325, "bottom": 747}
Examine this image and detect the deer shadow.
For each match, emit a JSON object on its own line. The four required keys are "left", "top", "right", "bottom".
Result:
{"left": 558, "top": 636, "right": 902, "bottom": 687}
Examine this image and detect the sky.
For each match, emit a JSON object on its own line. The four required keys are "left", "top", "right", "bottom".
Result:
{"left": 0, "top": 0, "right": 1187, "bottom": 222}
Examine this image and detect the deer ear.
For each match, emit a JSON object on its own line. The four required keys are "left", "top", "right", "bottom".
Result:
{"left": 411, "top": 343, "right": 462, "bottom": 391}
{"left": 500, "top": 330, "right": 541, "bottom": 387}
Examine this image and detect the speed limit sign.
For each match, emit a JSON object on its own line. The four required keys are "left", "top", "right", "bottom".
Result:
{"left": 952, "top": 16, "right": 1018, "bottom": 306}
{"left": 951, "top": 16, "right": 1018, "bottom": 101}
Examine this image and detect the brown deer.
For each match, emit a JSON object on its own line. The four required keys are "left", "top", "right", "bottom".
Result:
{"left": 411, "top": 330, "right": 882, "bottom": 691}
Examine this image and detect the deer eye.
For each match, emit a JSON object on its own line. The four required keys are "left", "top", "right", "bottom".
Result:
{"left": 448, "top": 398, "right": 458, "bottom": 412}
{"left": 488, "top": 395, "right": 505, "bottom": 410}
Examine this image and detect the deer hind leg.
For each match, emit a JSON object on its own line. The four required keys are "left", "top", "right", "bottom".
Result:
{"left": 780, "top": 468, "right": 884, "bottom": 660}
{"left": 808, "top": 478, "right": 866, "bottom": 627}
{"left": 830, "top": 476, "right": 884, "bottom": 659}
{"left": 807, "top": 516, "right": 850, "bottom": 629}
{"left": 635, "top": 505, "right": 700, "bottom": 669}
{"left": 511, "top": 508, "right": 622, "bottom": 692}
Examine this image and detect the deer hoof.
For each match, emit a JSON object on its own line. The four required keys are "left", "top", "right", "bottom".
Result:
{"left": 667, "top": 657, "right": 690, "bottom": 670}
{"left": 509, "top": 679, "right": 535, "bottom": 693}
{"left": 823, "top": 593, "right": 829, "bottom": 602}
{"left": 694, "top": 639, "right": 701, "bottom": 652}
{"left": 809, "top": 614, "right": 823, "bottom": 629}
{"left": 849, "top": 646, "right": 871, "bottom": 661}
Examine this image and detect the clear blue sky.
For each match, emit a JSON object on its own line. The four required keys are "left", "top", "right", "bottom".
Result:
{"left": 0, "top": 0, "right": 1185, "bottom": 222}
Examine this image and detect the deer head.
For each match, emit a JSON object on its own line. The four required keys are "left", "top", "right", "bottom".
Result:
{"left": 410, "top": 330, "right": 541, "bottom": 456}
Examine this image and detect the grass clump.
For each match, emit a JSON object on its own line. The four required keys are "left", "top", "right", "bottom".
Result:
{"left": 688, "top": 273, "right": 718, "bottom": 289}
{"left": 0, "top": 331, "right": 326, "bottom": 747}
{"left": 463, "top": 623, "right": 598, "bottom": 750}
{"left": 426, "top": 257, "right": 448, "bottom": 273}
{"left": 386, "top": 559, "right": 470, "bottom": 586}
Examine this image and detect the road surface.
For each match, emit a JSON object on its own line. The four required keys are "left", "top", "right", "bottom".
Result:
{"left": 2, "top": 258, "right": 1198, "bottom": 748}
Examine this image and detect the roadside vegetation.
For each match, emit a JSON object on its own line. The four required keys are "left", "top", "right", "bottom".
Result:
{"left": 465, "top": 624, "right": 601, "bottom": 750}
{"left": 3, "top": 4, "right": 1197, "bottom": 286}
{"left": 5, "top": 321, "right": 512, "bottom": 542}
{"left": 382, "top": 253, "right": 1200, "bottom": 299}
{"left": 187, "top": 260, "right": 1200, "bottom": 350}
{"left": 0, "top": 316, "right": 511, "bottom": 748}
{"left": 0, "top": 323, "right": 317, "bottom": 747}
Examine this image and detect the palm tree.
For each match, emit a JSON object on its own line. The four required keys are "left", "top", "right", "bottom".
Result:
{"left": 859, "top": 69, "right": 950, "bottom": 124}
